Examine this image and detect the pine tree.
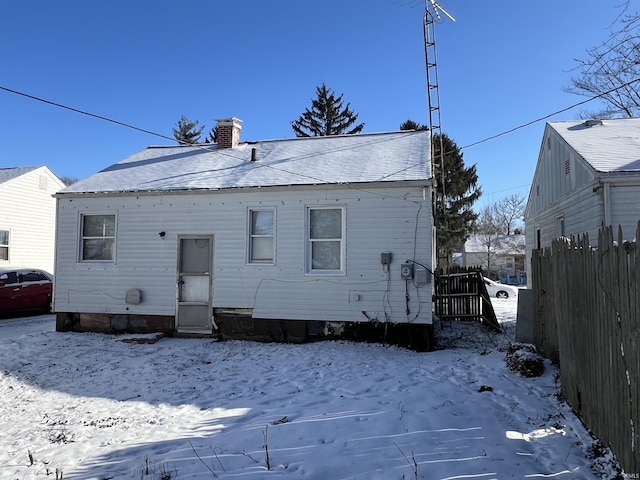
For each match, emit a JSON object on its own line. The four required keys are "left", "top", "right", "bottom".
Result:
{"left": 434, "top": 133, "right": 481, "bottom": 264}
{"left": 399, "top": 119, "right": 427, "bottom": 131}
{"left": 400, "top": 120, "right": 481, "bottom": 264}
{"left": 173, "top": 115, "right": 205, "bottom": 145}
{"left": 291, "top": 84, "right": 365, "bottom": 137}
{"left": 205, "top": 125, "right": 218, "bottom": 144}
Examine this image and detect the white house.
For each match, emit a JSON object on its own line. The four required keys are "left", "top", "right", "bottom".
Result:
{"left": 525, "top": 118, "right": 640, "bottom": 276}
{"left": 462, "top": 234, "right": 526, "bottom": 284}
{"left": 53, "top": 119, "right": 436, "bottom": 350}
{"left": 0, "top": 166, "right": 65, "bottom": 274}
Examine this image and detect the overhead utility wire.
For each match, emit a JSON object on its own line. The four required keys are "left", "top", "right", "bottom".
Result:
{"left": 0, "top": 85, "right": 362, "bottom": 188}
{"left": 2, "top": 78, "right": 640, "bottom": 173}
{"left": 459, "top": 77, "right": 640, "bottom": 151}
{"left": 0, "top": 86, "right": 176, "bottom": 144}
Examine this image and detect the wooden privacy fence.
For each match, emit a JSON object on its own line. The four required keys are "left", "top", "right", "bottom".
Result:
{"left": 531, "top": 225, "right": 639, "bottom": 473}
{"left": 434, "top": 267, "right": 500, "bottom": 332}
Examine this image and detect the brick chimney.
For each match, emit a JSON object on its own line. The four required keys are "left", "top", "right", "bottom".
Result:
{"left": 216, "top": 117, "right": 242, "bottom": 149}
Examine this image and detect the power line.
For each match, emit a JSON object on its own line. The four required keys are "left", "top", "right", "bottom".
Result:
{"left": 0, "top": 86, "right": 176, "bottom": 144}
{"left": 2, "top": 78, "right": 640, "bottom": 175}
{"left": 459, "top": 77, "right": 640, "bottom": 151}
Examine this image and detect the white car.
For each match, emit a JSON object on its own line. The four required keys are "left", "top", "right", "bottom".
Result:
{"left": 483, "top": 277, "right": 519, "bottom": 299}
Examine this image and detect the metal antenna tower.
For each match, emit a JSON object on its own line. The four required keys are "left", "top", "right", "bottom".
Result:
{"left": 423, "top": 0, "right": 454, "bottom": 270}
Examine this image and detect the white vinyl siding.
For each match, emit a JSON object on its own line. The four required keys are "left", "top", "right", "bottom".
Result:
{"left": 307, "top": 206, "right": 345, "bottom": 274}
{"left": 248, "top": 209, "right": 275, "bottom": 263}
{"left": 81, "top": 214, "right": 116, "bottom": 262}
{"left": 54, "top": 185, "right": 434, "bottom": 324}
{"left": 0, "top": 167, "right": 64, "bottom": 273}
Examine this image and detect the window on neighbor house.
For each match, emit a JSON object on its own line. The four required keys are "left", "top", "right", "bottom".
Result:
{"left": 248, "top": 209, "right": 275, "bottom": 263}
{"left": 81, "top": 214, "right": 116, "bottom": 261}
{"left": 307, "top": 207, "right": 345, "bottom": 273}
{"left": 0, "top": 230, "right": 8, "bottom": 261}
{"left": 555, "top": 216, "right": 565, "bottom": 238}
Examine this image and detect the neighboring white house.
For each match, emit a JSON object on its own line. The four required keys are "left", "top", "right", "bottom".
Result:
{"left": 525, "top": 118, "right": 640, "bottom": 279}
{"left": 53, "top": 119, "right": 436, "bottom": 350}
{"left": 0, "top": 166, "right": 65, "bottom": 274}
{"left": 462, "top": 234, "right": 526, "bottom": 285}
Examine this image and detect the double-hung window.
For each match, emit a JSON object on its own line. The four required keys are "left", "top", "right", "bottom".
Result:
{"left": 0, "top": 230, "right": 8, "bottom": 261}
{"left": 307, "top": 207, "right": 345, "bottom": 274}
{"left": 81, "top": 214, "right": 116, "bottom": 261}
{"left": 248, "top": 209, "right": 275, "bottom": 263}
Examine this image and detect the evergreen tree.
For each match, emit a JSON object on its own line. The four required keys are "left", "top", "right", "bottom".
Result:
{"left": 291, "top": 84, "right": 365, "bottom": 137}
{"left": 173, "top": 115, "right": 204, "bottom": 145}
{"left": 434, "top": 133, "right": 481, "bottom": 264}
{"left": 399, "top": 119, "right": 428, "bottom": 131}
{"left": 400, "top": 120, "right": 481, "bottom": 265}
{"left": 205, "top": 125, "right": 218, "bottom": 144}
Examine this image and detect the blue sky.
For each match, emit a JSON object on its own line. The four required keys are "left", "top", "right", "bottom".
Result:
{"left": 0, "top": 0, "right": 619, "bottom": 210}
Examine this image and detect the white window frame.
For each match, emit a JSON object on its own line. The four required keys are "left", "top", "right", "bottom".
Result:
{"left": 80, "top": 213, "right": 116, "bottom": 262}
{"left": 0, "top": 229, "right": 9, "bottom": 262}
{"left": 306, "top": 206, "right": 346, "bottom": 275}
{"left": 247, "top": 208, "right": 276, "bottom": 264}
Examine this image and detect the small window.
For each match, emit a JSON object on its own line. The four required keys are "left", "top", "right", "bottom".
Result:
{"left": 248, "top": 209, "right": 275, "bottom": 263}
{"left": 307, "top": 207, "right": 345, "bottom": 273}
{"left": 0, "top": 230, "right": 8, "bottom": 261}
{"left": 556, "top": 216, "right": 565, "bottom": 238}
{"left": 81, "top": 214, "right": 116, "bottom": 261}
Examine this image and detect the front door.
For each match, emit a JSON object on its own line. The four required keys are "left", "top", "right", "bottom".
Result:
{"left": 176, "top": 235, "right": 213, "bottom": 334}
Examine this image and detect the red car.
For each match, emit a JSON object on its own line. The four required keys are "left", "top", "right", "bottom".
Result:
{"left": 0, "top": 268, "right": 53, "bottom": 315}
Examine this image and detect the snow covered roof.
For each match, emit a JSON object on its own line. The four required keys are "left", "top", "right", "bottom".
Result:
{"left": 548, "top": 118, "right": 640, "bottom": 173}
{"left": 0, "top": 166, "right": 38, "bottom": 185}
{"left": 464, "top": 234, "right": 526, "bottom": 254}
{"left": 60, "top": 130, "right": 431, "bottom": 194}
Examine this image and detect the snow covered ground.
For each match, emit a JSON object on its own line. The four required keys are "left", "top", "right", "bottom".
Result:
{"left": 0, "top": 300, "right": 627, "bottom": 479}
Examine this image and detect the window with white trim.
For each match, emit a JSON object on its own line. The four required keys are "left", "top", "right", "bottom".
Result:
{"left": 248, "top": 209, "right": 275, "bottom": 263}
{"left": 81, "top": 214, "right": 116, "bottom": 261}
{"left": 0, "top": 230, "right": 8, "bottom": 261}
{"left": 307, "top": 207, "right": 345, "bottom": 273}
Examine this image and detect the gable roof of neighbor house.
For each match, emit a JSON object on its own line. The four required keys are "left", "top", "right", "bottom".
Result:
{"left": 464, "top": 234, "right": 526, "bottom": 255}
{"left": 548, "top": 118, "right": 640, "bottom": 174}
{"left": 59, "top": 130, "right": 431, "bottom": 195}
{"left": 0, "top": 166, "right": 40, "bottom": 185}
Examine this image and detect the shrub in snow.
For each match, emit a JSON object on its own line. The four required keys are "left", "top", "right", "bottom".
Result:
{"left": 505, "top": 342, "right": 545, "bottom": 377}
{"left": 587, "top": 440, "right": 624, "bottom": 479}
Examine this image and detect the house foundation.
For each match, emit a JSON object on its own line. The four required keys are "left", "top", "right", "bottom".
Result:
{"left": 56, "top": 312, "right": 434, "bottom": 352}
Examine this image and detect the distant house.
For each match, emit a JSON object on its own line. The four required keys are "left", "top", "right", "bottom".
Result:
{"left": 462, "top": 234, "right": 526, "bottom": 284}
{"left": 53, "top": 119, "right": 436, "bottom": 350}
{"left": 0, "top": 166, "right": 65, "bottom": 274}
{"left": 525, "top": 118, "right": 640, "bottom": 275}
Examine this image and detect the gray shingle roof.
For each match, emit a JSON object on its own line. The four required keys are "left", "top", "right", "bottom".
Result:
{"left": 0, "top": 167, "right": 38, "bottom": 185}
{"left": 549, "top": 118, "right": 640, "bottom": 173}
{"left": 60, "top": 131, "right": 431, "bottom": 194}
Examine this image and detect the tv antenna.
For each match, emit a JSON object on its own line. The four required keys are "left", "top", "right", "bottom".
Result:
{"left": 423, "top": 0, "right": 455, "bottom": 269}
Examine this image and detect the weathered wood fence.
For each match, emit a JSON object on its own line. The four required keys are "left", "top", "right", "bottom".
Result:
{"left": 531, "top": 225, "right": 639, "bottom": 473}
{"left": 435, "top": 266, "right": 500, "bottom": 332}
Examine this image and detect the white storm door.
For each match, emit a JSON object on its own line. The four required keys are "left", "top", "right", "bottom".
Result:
{"left": 176, "top": 236, "right": 213, "bottom": 334}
